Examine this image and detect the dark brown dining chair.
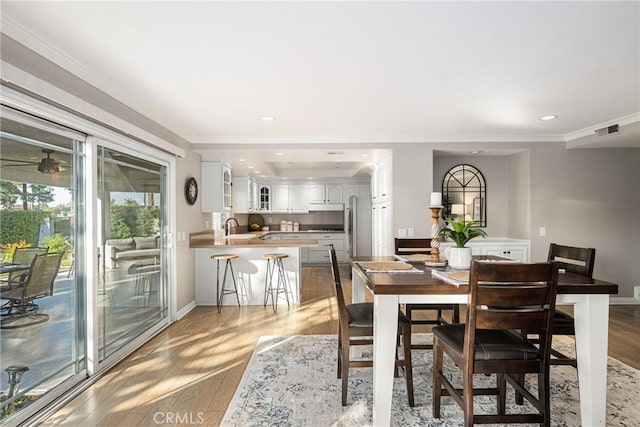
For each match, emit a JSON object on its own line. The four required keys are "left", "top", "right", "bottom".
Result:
{"left": 328, "top": 244, "right": 414, "bottom": 407}
{"left": 432, "top": 260, "right": 559, "bottom": 426}
{"left": 395, "top": 238, "right": 460, "bottom": 349}
{"left": 544, "top": 243, "right": 595, "bottom": 367}
{"left": 0, "top": 253, "right": 63, "bottom": 325}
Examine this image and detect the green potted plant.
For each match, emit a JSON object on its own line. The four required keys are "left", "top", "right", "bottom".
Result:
{"left": 440, "top": 217, "right": 487, "bottom": 269}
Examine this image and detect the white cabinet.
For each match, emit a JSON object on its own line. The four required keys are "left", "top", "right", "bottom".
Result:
{"left": 440, "top": 238, "right": 530, "bottom": 263}
{"left": 232, "top": 176, "right": 257, "bottom": 213}
{"left": 484, "top": 246, "right": 528, "bottom": 262}
{"left": 309, "top": 184, "right": 343, "bottom": 203}
{"left": 289, "top": 184, "right": 309, "bottom": 213}
{"left": 271, "top": 184, "right": 290, "bottom": 212}
{"left": 258, "top": 185, "right": 271, "bottom": 212}
{"left": 372, "top": 203, "right": 391, "bottom": 256}
{"left": 272, "top": 184, "right": 309, "bottom": 213}
{"left": 201, "top": 161, "right": 232, "bottom": 212}
{"left": 306, "top": 233, "right": 345, "bottom": 264}
{"left": 371, "top": 156, "right": 391, "bottom": 204}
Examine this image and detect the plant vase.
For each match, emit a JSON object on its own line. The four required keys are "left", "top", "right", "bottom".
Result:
{"left": 444, "top": 246, "right": 472, "bottom": 269}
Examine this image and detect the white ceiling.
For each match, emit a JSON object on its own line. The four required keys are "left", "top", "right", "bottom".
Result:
{"left": 1, "top": 1, "right": 639, "bottom": 177}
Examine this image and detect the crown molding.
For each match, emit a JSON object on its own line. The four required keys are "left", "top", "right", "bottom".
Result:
{"left": 564, "top": 112, "right": 640, "bottom": 142}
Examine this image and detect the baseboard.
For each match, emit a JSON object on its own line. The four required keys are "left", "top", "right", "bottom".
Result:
{"left": 610, "top": 296, "right": 640, "bottom": 305}
{"left": 177, "top": 300, "right": 197, "bottom": 319}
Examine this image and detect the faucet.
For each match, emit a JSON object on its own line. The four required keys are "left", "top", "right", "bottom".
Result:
{"left": 225, "top": 217, "right": 239, "bottom": 236}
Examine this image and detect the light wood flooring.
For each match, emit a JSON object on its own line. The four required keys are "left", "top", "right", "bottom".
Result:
{"left": 42, "top": 266, "right": 640, "bottom": 426}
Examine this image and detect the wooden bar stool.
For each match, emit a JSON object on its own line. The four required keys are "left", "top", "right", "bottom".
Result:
{"left": 263, "top": 253, "right": 292, "bottom": 312}
{"left": 211, "top": 254, "right": 240, "bottom": 313}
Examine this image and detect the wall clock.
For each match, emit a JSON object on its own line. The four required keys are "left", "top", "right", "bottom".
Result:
{"left": 185, "top": 177, "right": 198, "bottom": 205}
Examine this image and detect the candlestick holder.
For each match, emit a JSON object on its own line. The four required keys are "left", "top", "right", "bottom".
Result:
{"left": 426, "top": 206, "right": 447, "bottom": 267}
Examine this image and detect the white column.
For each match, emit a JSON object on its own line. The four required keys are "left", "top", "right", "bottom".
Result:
{"left": 372, "top": 294, "right": 399, "bottom": 426}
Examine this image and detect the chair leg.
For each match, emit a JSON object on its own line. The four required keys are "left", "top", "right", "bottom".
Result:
{"left": 341, "top": 329, "right": 350, "bottom": 406}
{"left": 228, "top": 260, "right": 240, "bottom": 307}
{"left": 497, "top": 373, "right": 506, "bottom": 415}
{"left": 337, "top": 326, "right": 342, "bottom": 379}
{"left": 402, "top": 324, "right": 415, "bottom": 407}
{"left": 463, "top": 366, "right": 474, "bottom": 427}
{"left": 433, "top": 337, "right": 443, "bottom": 418}
{"left": 452, "top": 304, "right": 460, "bottom": 323}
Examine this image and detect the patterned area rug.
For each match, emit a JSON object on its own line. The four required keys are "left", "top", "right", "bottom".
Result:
{"left": 222, "top": 335, "right": 639, "bottom": 426}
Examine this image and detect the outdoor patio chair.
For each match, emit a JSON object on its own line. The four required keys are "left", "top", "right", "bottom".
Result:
{"left": 0, "top": 253, "right": 63, "bottom": 327}
{"left": 1, "top": 247, "right": 49, "bottom": 289}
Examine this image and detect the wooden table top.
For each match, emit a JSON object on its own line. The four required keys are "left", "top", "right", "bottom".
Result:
{"left": 350, "top": 256, "right": 619, "bottom": 296}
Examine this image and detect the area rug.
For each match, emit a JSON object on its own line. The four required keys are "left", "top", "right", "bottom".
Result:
{"left": 222, "top": 335, "right": 639, "bottom": 426}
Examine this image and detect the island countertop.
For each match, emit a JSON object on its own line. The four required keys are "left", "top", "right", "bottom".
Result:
{"left": 189, "top": 231, "right": 319, "bottom": 248}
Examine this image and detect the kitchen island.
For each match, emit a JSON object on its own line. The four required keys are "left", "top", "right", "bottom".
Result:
{"left": 190, "top": 231, "right": 319, "bottom": 306}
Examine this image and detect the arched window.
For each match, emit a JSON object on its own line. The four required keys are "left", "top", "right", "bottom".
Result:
{"left": 442, "top": 164, "right": 486, "bottom": 227}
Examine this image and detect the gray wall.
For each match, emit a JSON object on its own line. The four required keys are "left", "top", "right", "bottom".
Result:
{"left": 414, "top": 143, "right": 638, "bottom": 297}
{"left": 528, "top": 144, "right": 640, "bottom": 297}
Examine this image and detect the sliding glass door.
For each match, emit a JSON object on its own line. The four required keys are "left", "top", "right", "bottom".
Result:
{"left": 0, "top": 95, "right": 173, "bottom": 425}
{"left": 0, "top": 111, "right": 87, "bottom": 421}
{"left": 97, "top": 146, "right": 168, "bottom": 360}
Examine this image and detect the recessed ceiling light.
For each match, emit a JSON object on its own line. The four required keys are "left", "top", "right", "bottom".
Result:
{"left": 307, "top": 177, "right": 313, "bottom": 180}
{"left": 260, "top": 116, "right": 275, "bottom": 121}
{"left": 239, "top": 158, "right": 246, "bottom": 162}
{"left": 470, "top": 150, "right": 483, "bottom": 155}
{"left": 255, "top": 170, "right": 261, "bottom": 174}
{"left": 248, "top": 166, "right": 254, "bottom": 169}
{"left": 539, "top": 115, "right": 558, "bottom": 121}
{"left": 275, "top": 152, "right": 283, "bottom": 156}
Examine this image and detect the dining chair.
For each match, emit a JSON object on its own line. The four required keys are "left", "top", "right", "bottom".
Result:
{"left": 395, "top": 237, "right": 460, "bottom": 349}
{"left": 542, "top": 243, "right": 595, "bottom": 368}
{"left": 328, "top": 244, "right": 415, "bottom": 407}
{"left": 2, "top": 247, "right": 49, "bottom": 289}
{"left": 432, "top": 260, "right": 559, "bottom": 426}
{"left": 0, "top": 253, "right": 63, "bottom": 325}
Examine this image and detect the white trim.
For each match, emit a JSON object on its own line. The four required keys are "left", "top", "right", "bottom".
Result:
{"left": 190, "top": 134, "right": 565, "bottom": 145}
{"left": 177, "top": 300, "right": 197, "bottom": 320}
{"left": 0, "top": 63, "right": 186, "bottom": 157}
{"left": 610, "top": 296, "right": 640, "bottom": 305}
{"left": 564, "top": 112, "right": 640, "bottom": 142}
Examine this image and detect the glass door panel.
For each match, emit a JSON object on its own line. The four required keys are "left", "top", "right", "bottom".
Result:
{"left": 0, "top": 113, "right": 86, "bottom": 421}
{"left": 97, "top": 147, "right": 167, "bottom": 360}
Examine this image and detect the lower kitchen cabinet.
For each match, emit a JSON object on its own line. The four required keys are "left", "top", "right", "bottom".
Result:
{"left": 305, "top": 233, "right": 345, "bottom": 264}
{"left": 441, "top": 238, "right": 530, "bottom": 262}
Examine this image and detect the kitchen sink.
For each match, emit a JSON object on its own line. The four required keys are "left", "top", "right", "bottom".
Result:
{"left": 224, "top": 233, "right": 258, "bottom": 239}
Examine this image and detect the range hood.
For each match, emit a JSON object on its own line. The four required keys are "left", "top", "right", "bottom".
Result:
{"left": 308, "top": 203, "right": 344, "bottom": 211}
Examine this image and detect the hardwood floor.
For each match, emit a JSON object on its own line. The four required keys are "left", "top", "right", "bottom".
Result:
{"left": 43, "top": 266, "right": 639, "bottom": 426}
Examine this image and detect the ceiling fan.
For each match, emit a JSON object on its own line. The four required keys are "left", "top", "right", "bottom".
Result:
{"left": 2, "top": 149, "right": 66, "bottom": 174}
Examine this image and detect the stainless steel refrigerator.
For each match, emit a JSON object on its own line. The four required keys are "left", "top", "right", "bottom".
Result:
{"left": 347, "top": 195, "right": 372, "bottom": 257}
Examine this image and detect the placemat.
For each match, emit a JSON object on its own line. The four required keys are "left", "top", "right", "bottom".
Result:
{"left": 360, "top": 261, "right": 413, "bottom": 271}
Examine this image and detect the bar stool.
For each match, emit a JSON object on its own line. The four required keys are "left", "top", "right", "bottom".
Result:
{"left": 211, "top": 254, "right": 240, "bottom": 313}
{"left": 263, "top": 253, "right": 292, "bottom": 312}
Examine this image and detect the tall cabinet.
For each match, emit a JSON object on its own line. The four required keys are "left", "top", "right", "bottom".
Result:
{"left": 201, "top": 161, "right": 232, "bottom": 212}
{"left": 371, "top": 156, "right": 392, "bottom": 256}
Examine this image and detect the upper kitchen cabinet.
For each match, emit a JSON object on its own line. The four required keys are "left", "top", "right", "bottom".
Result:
{"left": 201, "top": 161, "right": 232, "bottom": 212}
{"left": 258, "top": 184, "right": 271, "bottom": 212}
{"left": 271, "top": 184, "right": 290, "bottom": 212}
{"left": 271, "top": 183, "right": 309, "bottom": 213}
{"left": 308, "top": 184, "right": 343, "bottom": 204}
{"left": 289, "top": 184, "right": 310, "bottom": 213}
{"left": 232, "top": 176, "right": 258, "bottom": 213}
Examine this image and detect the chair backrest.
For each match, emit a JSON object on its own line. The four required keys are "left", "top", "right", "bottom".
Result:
{"left": 328, "top": 244, "right": 350, "bottom": 326}
{"left": 394, "top": 238, "right": 432, "bottom": 255}
{"left": 465, "top": 260, "right": 559, "bottom": 361}
{"left": 23, "top": 253, "right": 63, "bottom": 299}
{"left": 12, "top": 247, "right": 49, "bottom": 265}
{"left": 547, "top": 243, "right": 595, "bottom": 277}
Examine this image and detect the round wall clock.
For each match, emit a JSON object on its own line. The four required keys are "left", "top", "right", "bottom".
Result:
{"left": 185, "top": 177, "right": 198, "bottom": 205}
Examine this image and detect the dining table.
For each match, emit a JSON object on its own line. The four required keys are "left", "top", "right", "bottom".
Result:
{"left": 350, "top": 255, "right": 619, "bottom": 427}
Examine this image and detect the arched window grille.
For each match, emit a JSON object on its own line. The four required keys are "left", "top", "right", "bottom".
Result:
{"left": 442, "top": 164, "right": 486, "bottom": 227}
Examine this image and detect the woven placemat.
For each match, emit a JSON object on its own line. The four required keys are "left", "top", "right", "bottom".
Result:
{"left": 360, "top": 261, "right": 414, "bottom": 271}
{"left": 403, "top": 254, "right": 430, "bottom": 262}
{"left": 448, "top": 271, "right": 470, "bottom": 282}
